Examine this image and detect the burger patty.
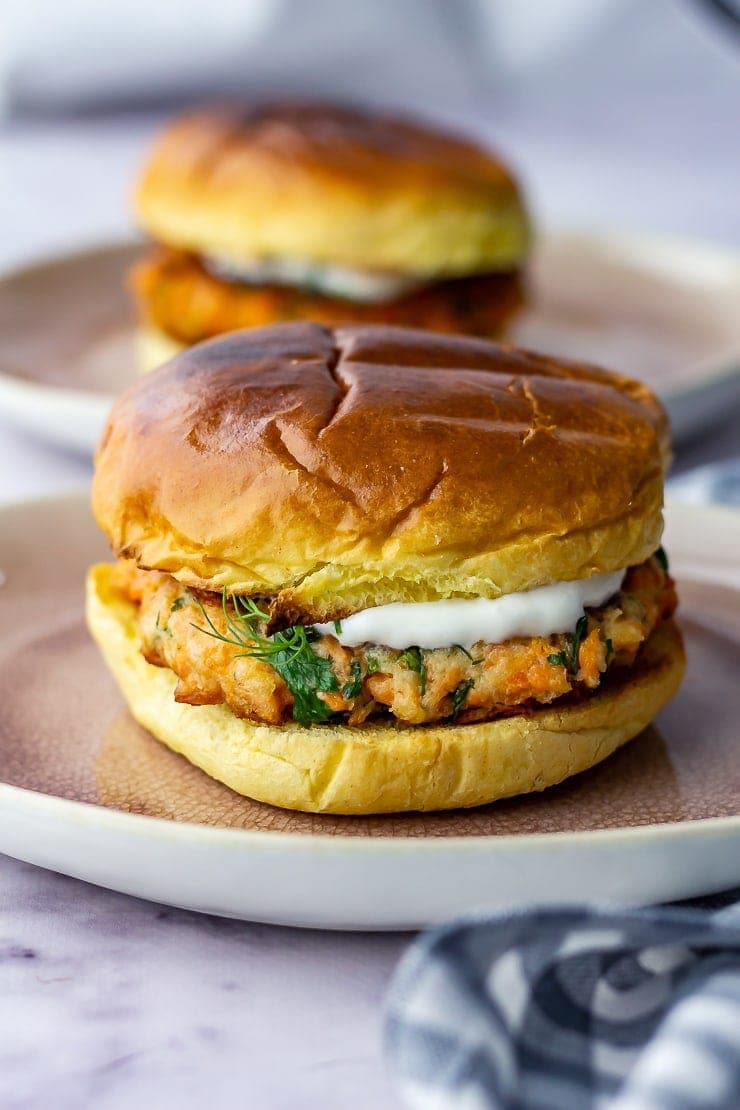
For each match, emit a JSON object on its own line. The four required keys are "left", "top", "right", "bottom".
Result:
{"left": 113, "top": 556, "right": 677, "bottom": 728}
{"left": 130, "top": 248, "right": 524, "bottom": 345}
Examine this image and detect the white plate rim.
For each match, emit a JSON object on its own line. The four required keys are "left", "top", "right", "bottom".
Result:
{"left": 541, "top": 226, "right": 740, "bottom": 418}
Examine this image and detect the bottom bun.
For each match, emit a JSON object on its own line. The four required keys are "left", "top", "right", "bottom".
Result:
{"left": 136, "top": 325, "right": 184, "bottom": 374}
{"left": 86, "top": 564, "right": 686, "bottom": 815}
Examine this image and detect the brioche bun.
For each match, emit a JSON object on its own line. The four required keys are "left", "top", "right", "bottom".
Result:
{"left": 134, "top": 102, "right": 529, "bottom": 278}
{"left": 87, "top": 563, "right": 685, "bottom": 815}
{"left": 93, "top": 323, "right": 669, "bottom": 622}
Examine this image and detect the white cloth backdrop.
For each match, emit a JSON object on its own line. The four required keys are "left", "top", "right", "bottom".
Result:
{"left": 0, "top": 0, "right": 634, "bottom": 115}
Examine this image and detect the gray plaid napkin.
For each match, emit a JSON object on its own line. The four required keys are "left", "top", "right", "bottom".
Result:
{"left": 385, "top": 900, "right": 740, "bottom": 1109}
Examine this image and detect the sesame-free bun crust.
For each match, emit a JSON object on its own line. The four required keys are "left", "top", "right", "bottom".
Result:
{"left": 87, "top": 564, "right": 686, "bottom": 815}
{"left": 93, "top": 323, "right": 669, "bottom": 620}
{"left": 134, "top": 103, "right": 529, "bottom": 277}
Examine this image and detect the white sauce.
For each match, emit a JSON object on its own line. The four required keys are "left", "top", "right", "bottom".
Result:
{"left": 314, "top": 570, "right": 625, "bottom": 650}
{"left": 204, "top": 254, "right": 425, "bottom": 303}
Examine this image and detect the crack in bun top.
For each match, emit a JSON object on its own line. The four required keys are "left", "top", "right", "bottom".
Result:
{"left": 93, "top": 323, "right": 669, "bottom": 621}
{"left": 133, "top": 102, "right": 530, "bottom": 277}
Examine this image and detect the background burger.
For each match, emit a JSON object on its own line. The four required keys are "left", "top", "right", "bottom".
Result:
{"left": 130, "top": 103, "right": 530, "bottom": 371}
{"left": 87, "top": 323, "right": 684, "bottom": 814}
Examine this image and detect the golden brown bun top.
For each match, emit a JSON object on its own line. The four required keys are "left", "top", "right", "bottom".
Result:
{"left": 93, "top": 323, "right": 669, "bottom": 619}
{"left": 134, "top": 102, "right": 529, "bottom": 276}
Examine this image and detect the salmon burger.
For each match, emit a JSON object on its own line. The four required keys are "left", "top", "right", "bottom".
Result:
{"left": 130, "top": 102, "right": 529, "bottom": 370}
{"left": 87, "top": 323, "right": 684, "bottom": 814}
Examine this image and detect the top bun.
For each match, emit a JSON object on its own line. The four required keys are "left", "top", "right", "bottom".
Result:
{"left": 134, "top": 102, "right": 529, "bottom": 278}
{"left": 93, "top": 324, "right": 669, "bottom": 621}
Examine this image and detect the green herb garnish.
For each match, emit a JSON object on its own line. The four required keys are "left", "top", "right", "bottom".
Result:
{"left": 547, "top": 615, "right": 589, "bottom": 676}
{"left": 333, "top": 619, "right": 343, "bottom": 635}
{"left": 654, "top": 546, "right": 669, "bottom": 572}
{"left": 366, "top": 656, "right": 381, "bottom": 674}
{"left": 450, "top": 679, "right": 474, "bottom": 722}
{"left": 605, "top": 637, "right": 614, "bottom": 663}
{"left": 171, "top": 594, "right": 189, "bottom": 613}
{"left": 342, "top": 661, "right": 363, "bottom": 700}
{"left": 191, "top": 592, "right": 339, "bottom": 726}
{"left": 399, "top": 646, "right": 427, "bottom": 695}
{"left": 265, "top": 630, "right": 339, "bottom": 725}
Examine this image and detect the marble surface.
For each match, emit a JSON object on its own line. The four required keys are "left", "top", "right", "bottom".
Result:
{"left": 0, "top": 859, "right": 405, "bottom": 1109}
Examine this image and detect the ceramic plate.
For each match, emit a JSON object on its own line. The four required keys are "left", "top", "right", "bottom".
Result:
{"left": 1, "top": 230, "right": 739, "bottom": 454}
{"left": 0, "top": 493, "right": 738, "bottom": 930}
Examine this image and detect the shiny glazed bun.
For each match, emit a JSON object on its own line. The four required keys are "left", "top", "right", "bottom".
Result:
{"left": 87, "top": 565, "right": 685, "bottom": 815}
{"left": 93, "top": 323, "right": 669, "bottom": 622}
{"left": 134, "top": 102, "right": 529, "bottom": 277}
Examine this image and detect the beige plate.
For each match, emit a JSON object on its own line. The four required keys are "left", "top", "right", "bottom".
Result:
{"left": 0, "top": 493, "right": 738, "bottom": 928}
{"left": 0, "top": 230, "right": 739, "bottom": 453}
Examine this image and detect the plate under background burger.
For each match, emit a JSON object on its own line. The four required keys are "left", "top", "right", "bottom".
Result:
{"left": 87, "top": 323, "right": 684, "bottom": 815}
{"left": 130, "top": 102, "right": 529, "bottom": 371}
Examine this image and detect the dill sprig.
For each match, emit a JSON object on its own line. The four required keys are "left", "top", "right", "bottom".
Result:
{"left": 191, "top": 592, "right": 339, "bottom": 726}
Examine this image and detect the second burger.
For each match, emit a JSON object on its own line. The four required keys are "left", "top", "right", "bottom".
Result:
{"left": 130, "top": 102, "right": 530, "bottom": 370}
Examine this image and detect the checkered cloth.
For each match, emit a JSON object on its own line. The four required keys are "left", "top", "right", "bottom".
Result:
{"left": 385, "top": 900, "right": 740, "bottom": 1109}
